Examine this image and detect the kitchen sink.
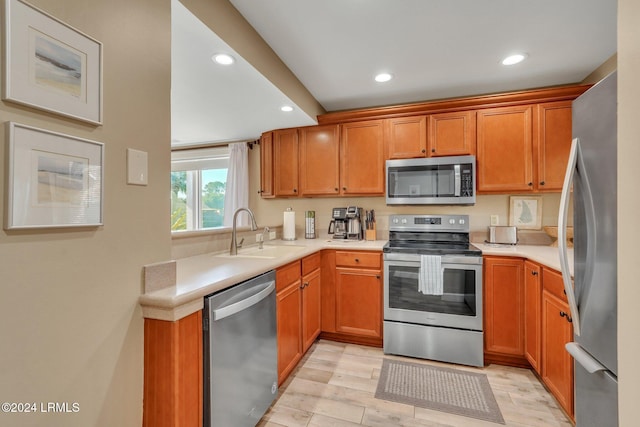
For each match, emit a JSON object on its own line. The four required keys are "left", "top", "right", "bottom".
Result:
{"left": 217, "top": 244, "right": 307, "bottom": 259}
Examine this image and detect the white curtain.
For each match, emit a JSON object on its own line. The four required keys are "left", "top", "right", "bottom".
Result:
{"left": 223, "top": 142, "right": 250, "bottom": 227}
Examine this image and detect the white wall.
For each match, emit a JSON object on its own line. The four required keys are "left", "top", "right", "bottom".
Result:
{"left": 0, "top": 1, "right": 171, "bottom": 426}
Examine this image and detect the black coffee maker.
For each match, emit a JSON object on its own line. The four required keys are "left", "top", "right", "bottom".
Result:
{"left": 328, "top": 207, "right": 348, "bottom": 239}
{"left": 328, "top": 206, "right": 363, "bottom": 240}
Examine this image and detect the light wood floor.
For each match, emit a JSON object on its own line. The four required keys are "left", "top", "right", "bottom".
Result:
{"left": 258, "top": 340, "right": 573, "bottom": 427}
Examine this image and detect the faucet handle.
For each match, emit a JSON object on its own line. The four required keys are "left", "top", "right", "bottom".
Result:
{"left": 237, "top": 237, "right": 245, "bottom": 248}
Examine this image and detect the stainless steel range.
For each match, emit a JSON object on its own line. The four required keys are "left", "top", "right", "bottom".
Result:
{"left": 383, "top": 214, "right": 484, "bottom": 367}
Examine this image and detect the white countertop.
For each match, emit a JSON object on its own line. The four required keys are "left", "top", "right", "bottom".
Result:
{"left": 139, "top": 239, "right": 573, "bottom": 321}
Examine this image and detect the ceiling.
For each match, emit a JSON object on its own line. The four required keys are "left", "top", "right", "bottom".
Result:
{"left": 171, "top": 0, "right": 617, "bottom": 147}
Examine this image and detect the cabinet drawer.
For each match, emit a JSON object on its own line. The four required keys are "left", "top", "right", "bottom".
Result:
{"left": 302, "top": 252, "right": 321, "bottom": 275}
{"left": 276, "top": 260, "right": 301, "bottom": 292}
{"left": 335, "top": 251, "right": 381, "bottom": 269}
{"left": 543, "top": 268, "right": 568, "bottom": 303}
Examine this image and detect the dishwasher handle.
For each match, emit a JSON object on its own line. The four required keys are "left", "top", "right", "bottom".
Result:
{"left": 212, "top": 280, "right": 275, "bottom": 321}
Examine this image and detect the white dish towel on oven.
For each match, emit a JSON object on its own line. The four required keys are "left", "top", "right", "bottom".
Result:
{"left": 418, "top": 255, "right": 443, "bottom": 295}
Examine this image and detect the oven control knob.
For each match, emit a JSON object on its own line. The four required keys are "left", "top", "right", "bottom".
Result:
{"left": 449, "top": 219, "right": 455, "bottom": 225}
{"left": 401, "top": 218, "right": 408, "bottom": 224}
{"left": 459, "top": 219, "right": 465, "bottom": 225}
{"left": 392, "top": 218, "right": 399, "bottom": 224}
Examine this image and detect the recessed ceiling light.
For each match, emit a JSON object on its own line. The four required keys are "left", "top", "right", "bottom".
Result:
{"left": 502, "top": 53, "right": 527, "bottom": 66}
{"left": 374, "top": 73, "right": 393, "bottom": 83}
{"left": 281, "top": 105, "right": 294, "bottom": 112}
{"left": 212, "top": 53, "right": 235, "bottom": 65}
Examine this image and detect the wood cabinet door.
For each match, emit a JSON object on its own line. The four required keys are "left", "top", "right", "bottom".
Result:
{"left": 428, "top": 111, "right": 476, "bottom": 156}
{"left": 335, "top": 268, "right": 382, "bottom": 339}
{"left": 299, "top": 125, "right": 340, "bottom": 196}
{"left": 259, "top": 131, "right": 274, "bottom": 198}
{"left": 340, "top": 120, "right": 385, "bottom": 195}
{"left": 524, "top": 260, "right": 542, "bottom": 373}
{"left": 477, "top": 105, "right": 534, "bottom": 192}
{"left": 535, "top": 101, "right": 572, "bottom": 191}
{"left": 273, "top": 128, "right": 299, "bottom": 197}
{"left": 385, "top": 116, "right": 427, "bottom": 159}
{"left": 484, "top": 257, "right": 525, "bottom": 357}
{"left": 276, "top": 281, "right": 302, "bottom": 385}
{"left": 301, "top": 268, "right": 321, "bottom": 352}
{"left": 542, "top": 290, "right": 574, "bottom": 417}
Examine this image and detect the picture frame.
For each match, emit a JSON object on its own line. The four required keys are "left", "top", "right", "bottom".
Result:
{"left": 509, "top": 196, "right": 543, "bottom": 230}
{"left": 3, "top": 0, "right": 103, "bottom": 125}
{"left": 5, "top": 122, "right": 104, "bottom": 229}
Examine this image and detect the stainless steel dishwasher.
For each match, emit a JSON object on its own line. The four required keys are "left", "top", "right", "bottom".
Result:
{"left": 203, "top": 270, "right": 277, "bottom": 427}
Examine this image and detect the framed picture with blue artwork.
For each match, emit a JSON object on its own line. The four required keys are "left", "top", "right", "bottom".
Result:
{"left": 2, "top": 0, "right": 103, "bottom": 125}
{"left": 509, "top": 196, "right": 542, "bottom": 230}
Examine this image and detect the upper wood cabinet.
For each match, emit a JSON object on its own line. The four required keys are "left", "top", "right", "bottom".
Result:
{"left": 428, "top": 111, "right": 476, "bottom": 156}
{"left": 298, "top": 125, "right": 340, "bottom": 196}
{"left": 340, "top": 120, "right": 385, "bottom": 195}
{"left": 385, "top": 112, "right": 476, "bottom": 159}
{"left": 259, "top": 131, "right": 274, "bottom": 198}
{"left": 385, "top": 116, "right": 427, "bottom": 158}
{"left": 477, "top": 105, "right": 534, "bottom": 193}
{"left": 273, "top": 128, "right": 299, "bottom": 197}
{"left": 535, "top": 101, "right": 572, "bottom": 191}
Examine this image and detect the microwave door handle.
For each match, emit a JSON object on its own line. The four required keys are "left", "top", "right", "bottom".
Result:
{"left": 454, "top": 164, "right": 461, "bottom": 196}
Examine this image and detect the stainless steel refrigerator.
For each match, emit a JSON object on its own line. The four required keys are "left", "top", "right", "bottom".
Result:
{"left": 558, "top": 71, "right": 618, "bottom": 426}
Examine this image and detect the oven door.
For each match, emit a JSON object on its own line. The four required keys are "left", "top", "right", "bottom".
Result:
{"left": 383, "top": 253, "right": 483, "bottom": 331}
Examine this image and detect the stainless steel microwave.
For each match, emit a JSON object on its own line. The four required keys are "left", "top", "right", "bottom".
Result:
{"left": 386, "top": 155, "right": 476, "bottom": 205}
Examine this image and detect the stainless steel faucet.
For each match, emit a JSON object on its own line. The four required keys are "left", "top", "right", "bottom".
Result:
{"left": 229, "top": 207, "right": 258, "bottom": 255}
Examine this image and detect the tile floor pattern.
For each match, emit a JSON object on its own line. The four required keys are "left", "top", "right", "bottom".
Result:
{"left": 258, "top": 340, "right": 573, "bottom": 427}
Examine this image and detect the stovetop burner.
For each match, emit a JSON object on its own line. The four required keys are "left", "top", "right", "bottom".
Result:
{"left": 385, "top": 214, "right": 481, "bottom": 256}
{"left": 383, "top": 241, "right": 482, "bottom": 256}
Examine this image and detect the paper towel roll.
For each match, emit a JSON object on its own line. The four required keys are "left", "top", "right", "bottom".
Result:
{"left": 283, "top": 209, "right": 296, "bottom": 240}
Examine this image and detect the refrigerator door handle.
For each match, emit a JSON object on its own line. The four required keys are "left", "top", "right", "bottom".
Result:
{"left": 566, "top": 342, "right": 607, "bottom": 374}
{"left": 559, "top": 138, "right": 582, "bottom": 336}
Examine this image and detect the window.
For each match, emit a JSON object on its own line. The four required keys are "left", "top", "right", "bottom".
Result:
{"left": 171, "top": 146, "right": 229, "bottom": 231}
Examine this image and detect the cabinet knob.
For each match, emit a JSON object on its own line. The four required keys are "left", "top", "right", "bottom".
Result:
{"left": 376, "top": 275, "right": 381, "bottom": 279}
{"left": 528, "top": 182, "right": 533, "bottom": 186}
{"left": 293, "top": 188, "right": 297, "bottom": 193}
{"left": 354, "top": 258, "right": 360, "bottom": 263}
{"left": 343, "top": 187, "right": 347, "bottom": 191}
{"left": 431, "top": 148, "right": 435, "bottom": 153}
{"left": 335, "top": 187, "right": 339, "bottom": 191}
{"left": 258, "top": 190, "right": 262, "bottom": 194}
{"left": 540, "top": 181, "right": 545, "bottom": 186}
{"left": 531, "top": 271, "right": 538, "bottom": 276}
{"left": 422, "top": 149, "right": 427, "bottom": 153}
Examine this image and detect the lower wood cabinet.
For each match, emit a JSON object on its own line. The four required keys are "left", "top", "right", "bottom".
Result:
{"left": 276, "top": 253, "right": 322, "bottom": 385}
{"left": 483, "top": 256, "right": 527, "bottom": 366}
{"left": 524, "top": 260, "right": 542, "bottom": 373}
{"left": 320, "top": 249, "right": 383, "bottom": 346}
{"left": 143, "top": 311, "right": 202, "bottom": 427}
{"left": 276, "top": 261, "right": 303, "bottom": 385}
{"left": 485, "top": 256, "right": 574, "bottom": 419}
{"left": 541, "top": 268, "right": 574, "bottom": 418}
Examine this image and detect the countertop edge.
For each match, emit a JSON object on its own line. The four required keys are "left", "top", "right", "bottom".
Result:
{"left": 140, "top": 240, "right": 570, "bottom": 321}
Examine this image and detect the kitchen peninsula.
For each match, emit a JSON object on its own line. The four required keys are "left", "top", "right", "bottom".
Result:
{"left": 140, "top": 236, "right": 573, "bottom": 425}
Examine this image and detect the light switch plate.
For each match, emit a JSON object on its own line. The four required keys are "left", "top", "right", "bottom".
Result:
{"left": 127, "top": 148, "right": 148, "bottom": 185}
{"left": 490, "top": 215, "right": 499, "bottom": 226}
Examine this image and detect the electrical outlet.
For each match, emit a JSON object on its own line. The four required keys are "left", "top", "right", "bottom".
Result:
{"left": 269, "top": 231, "right": 276, "bottom": 240}
{"left": 490, "top": 215, "right": 499, "bottom": 226}
{"left": 255, "top": 234, "right": 263, "bottom": 242}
